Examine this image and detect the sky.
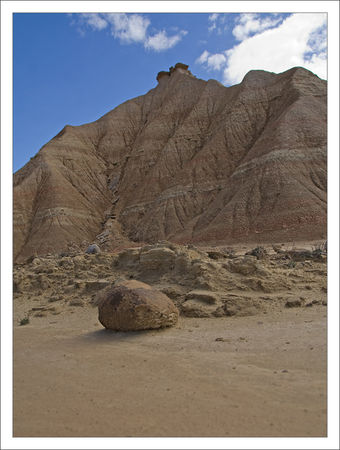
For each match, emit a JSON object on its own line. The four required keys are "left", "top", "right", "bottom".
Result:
{"left": 13, "top": 11, "right": 328, "bottom": 172}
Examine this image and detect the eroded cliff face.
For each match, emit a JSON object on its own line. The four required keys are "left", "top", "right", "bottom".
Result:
{"left": 13, "top": 64, "right": 327, "bottom": 261}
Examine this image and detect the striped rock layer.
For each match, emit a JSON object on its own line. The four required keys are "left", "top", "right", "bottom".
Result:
{"left": 14, "top": 65, "right": 327, "bottom": 261}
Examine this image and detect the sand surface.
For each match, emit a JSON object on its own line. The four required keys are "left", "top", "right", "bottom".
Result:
{"left": 13, "top": 305, "right": 327, "bottom": 437}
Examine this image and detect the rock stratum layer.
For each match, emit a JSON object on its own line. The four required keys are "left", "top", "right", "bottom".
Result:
{"left": 14, "top": 65, "right": 327, "bottom": 262}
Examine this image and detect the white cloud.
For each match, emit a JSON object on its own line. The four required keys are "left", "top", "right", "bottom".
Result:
{"left": 70, "top": 13, "right": 186, "bottom": 52}
{"left": 224, "top": 13, "right": 327, "bottom": 84}
{"left": 208, "top": 13, "right": 219, "bottom": 22}
{"left": 105, "top": 13, "right": 150, "bottom": 43}
{"left": 196, "top": 50, "right": 209, "bottom": 64}
{"left": 207, "top": 53, "right": 226, "bottom": 71}
{"left": 232, "top": 13, "right": 283, "bottom": 41}
{"left": 207, "top": 13, "right": 229, "bottom": 34}
{"left": 197, "top": 13, "right": 327, "bottom": 85}
{"left": 79, "top": 13, "right": 108, "bottom": 31}
{"left": 196, "top": 50, "right": 226, "bottom": 71}
{"left": 145, "top": 30, "right": 187, "bottom": 52}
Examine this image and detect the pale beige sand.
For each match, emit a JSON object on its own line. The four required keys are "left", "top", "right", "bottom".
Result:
{"left": 13, "top": 305, "right": 326, "bottom": 437}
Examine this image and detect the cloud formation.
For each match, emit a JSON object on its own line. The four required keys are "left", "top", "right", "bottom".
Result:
{"left": 196, "top": 50, "right": 226, "bottom": 71}
{"left": 197, "top": 13, "right": 327, "bottom": 85}
{"left": 232, "top": 13, "right": 283, "bottom": 41}
{"left": 207, "top": 13, "right": 228, "bottom": 34}
{"left": 79, "top": 13, "right": 108, "bottom": 31}
{"left": 145, "top": 30, "right": 188, "bottom": 52}
{"left": 208, "top": 13, "right": 219, "bottom": 32}
{"left": 71, "top": 13, "right": 187, "bottom": 52}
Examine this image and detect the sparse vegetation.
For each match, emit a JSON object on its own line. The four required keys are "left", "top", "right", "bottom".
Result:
{"left": 19, "top": 317, "right": 29, "bottom": 326}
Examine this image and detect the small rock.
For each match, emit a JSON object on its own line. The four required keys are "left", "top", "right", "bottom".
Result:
{"left": 69, "top": 299, "right": 84, "bottom": 307}
{"left": 34, "top": 312, "right": 47, "bottom": 317}
{"left": 245, "top": 246, "right": 267, "bottom": 260}
{"left": 285, "top": 299, "right": 302, "bottom": 308}
{"left": 185, "top": 290, "right": 218, "bottom": 304}
{"left": 207, "top": 251, "right": 226, "bottom": 260}
{"left": 48, "top": 295, "right": 62, "bottom": 302}
{"left": 85, "top": 244, "right": 101, "bottom": 254}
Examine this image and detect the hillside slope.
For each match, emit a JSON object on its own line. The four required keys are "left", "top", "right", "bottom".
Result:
{"left": 13, "top": 64, "right": 327, "bottom": 261}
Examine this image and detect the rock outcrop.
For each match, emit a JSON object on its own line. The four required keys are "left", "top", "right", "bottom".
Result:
{"left": 13, "top": 242, "right": 327, "bottom": 322}
{"left": 97, "top": 280, "right": 179, "bottom": 331}
{"left": 13, "top": 64, "right": 327, "bottom": 261}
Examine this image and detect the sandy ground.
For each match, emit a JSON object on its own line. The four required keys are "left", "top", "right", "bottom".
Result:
{"left": 13, "top": 305, "right": 327, "bottom": 437}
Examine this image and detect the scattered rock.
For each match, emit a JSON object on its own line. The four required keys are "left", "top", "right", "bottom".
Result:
{"left": 225, "top": 256, "right": 268, "bottom": 276}
{"left": 69, "top": 299, "right": 84, "bottom": 307}
{"left": 34, "top": 312, "right": 47, "bottom": 317}
{"left": 97, "top": 280, "right": 179, "bottom": 331}
{"left": 285, "top": 299, "right": 302, "bottom": 308}
{"left": 245, "top": 246, "right": 268, "bottom": 260}
{"left": 139, "top": 246, "right": 176, "bottom": 272}
{"left": 116, "top": 248, "right": 141, "bottom": 269}
{"left": 185, "top": 290, "right": 219, "bottom": 304}
{"left": 223, "top": 296, "right": 261, "bottom": 317}
{"left": 48, "top": 295, "right": 62, "bottom": 302}
{"left": 181, "top": 299, "right": 217, "bottom": 318}
{"left": 160, "top": 286, "right": 184, "bottom": 302}
{"left": 84, "top": 280, "right": 110, "bottom": 293}
{"left": 207, "top": 251, "right": 226, "bottom": 260}
{"left": 85, "top": 244, "right": 101, "bottom": 254}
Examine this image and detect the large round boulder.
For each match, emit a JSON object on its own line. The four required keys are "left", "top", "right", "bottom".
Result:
{"left": 98, "top": 280, "right": 179, "bottom": 331}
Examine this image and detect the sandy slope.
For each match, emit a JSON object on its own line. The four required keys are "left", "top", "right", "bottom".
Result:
{"left": 13, "top": 305, "right": 326, "bottom": 437}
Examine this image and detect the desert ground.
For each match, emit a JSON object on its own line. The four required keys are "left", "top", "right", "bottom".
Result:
{"left": 13, "top": 241, "right": 327, "bottom": 437}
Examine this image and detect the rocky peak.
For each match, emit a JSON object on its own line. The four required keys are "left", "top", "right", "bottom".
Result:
{"left": 156, "top": 62, "right": 194, "bottom": 83}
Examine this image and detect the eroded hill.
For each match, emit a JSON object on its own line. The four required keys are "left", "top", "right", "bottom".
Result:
{"left": 13, "top": 64, "right": 327, "bottom": 262}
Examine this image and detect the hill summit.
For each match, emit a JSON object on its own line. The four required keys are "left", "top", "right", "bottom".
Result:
{"left": 14, "top": 63, "right": 327, "bottom": 261}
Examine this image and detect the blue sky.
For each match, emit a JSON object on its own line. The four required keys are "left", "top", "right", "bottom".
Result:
{"left": 13, "top": 12, "right": 327, "bottom": 172}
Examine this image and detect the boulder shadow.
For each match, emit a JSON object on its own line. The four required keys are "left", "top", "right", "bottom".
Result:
{"left": 79, "top": 326, "right": 167, "bottom": 343}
